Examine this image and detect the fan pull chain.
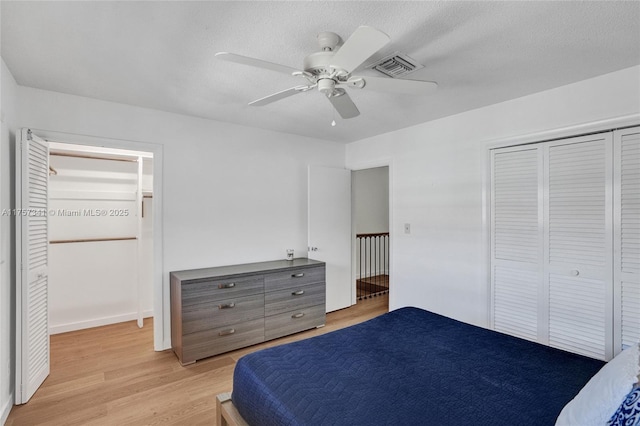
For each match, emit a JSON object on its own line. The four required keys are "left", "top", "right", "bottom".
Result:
{"left": 331, "top": 101, "right": 336, "bottom": 127}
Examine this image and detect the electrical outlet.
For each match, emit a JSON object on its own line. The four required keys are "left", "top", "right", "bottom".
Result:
{"left": 404, "top": 223, "right": 411, "bottom": 234}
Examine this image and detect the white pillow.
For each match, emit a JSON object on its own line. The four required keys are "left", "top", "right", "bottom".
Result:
{"left": 556, "top": 343, "right": 640, "bottom": 426}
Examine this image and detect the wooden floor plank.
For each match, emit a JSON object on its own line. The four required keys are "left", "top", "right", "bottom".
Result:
{"left": 6, "top": 295, "right": 388, "bottom": 425}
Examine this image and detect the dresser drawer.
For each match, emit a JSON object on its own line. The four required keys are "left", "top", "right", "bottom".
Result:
{"left": 182, "top": 318, "right": 265, "bottom": 364}
{"left": 264, "top": 266, "right": 325, "bottom": 292}
{"left": 182, "top": 276, "right": 263, "bottom": 306}
{"left": 265, "top": 305, "right": 325, "bottom": 341}
{"left": 265, "top": 282, "right": 325, "bottom": 317}
{"left": 182, "top": 293, "right": 264, "bottom": 334}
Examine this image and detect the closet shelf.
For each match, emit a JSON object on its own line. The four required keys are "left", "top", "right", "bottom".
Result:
{"left": 49, "top": 237, "right": 137, "bottom": 244}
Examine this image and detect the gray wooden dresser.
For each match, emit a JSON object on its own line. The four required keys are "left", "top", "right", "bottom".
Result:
{"left": 170, "top": 258, "right": 326, "bottom": 365}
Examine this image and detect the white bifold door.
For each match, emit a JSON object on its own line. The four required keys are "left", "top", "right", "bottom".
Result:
{"left": 15, "top": 129, "right": 50, "bottom": 403}
{"left": 544, "top": 134, "right": 613, "bottom": 360}
{"left": 491, "top": 126, "right": 640, "bottom": 361}
{"left": 614, "top": 127, "right": 640, "bottom": 350}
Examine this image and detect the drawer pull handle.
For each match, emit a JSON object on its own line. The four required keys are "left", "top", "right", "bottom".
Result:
{"left": 292, "top": 312, "right": 305, "bottom": 319}
{"left": 218, "top": 303, "right": 236, "bottom": 309}
{"left": 219, "top": 329, "right": 236, "bottom": 336}
{"left": 292, "top": 273, "right": 305, "bottom": 278}
{"left": 218, "top": 282, "right": 236, "bottom": 289}
{"left": 292, "top": 290, "right": 305, "bottom": 296}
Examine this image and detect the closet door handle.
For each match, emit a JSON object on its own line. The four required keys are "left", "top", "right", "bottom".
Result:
{"left": 291, "top": 273, "right": 305, "bottom": 278}
{"left": 291, "top": 312, "right": 305, "bottom": 319}
{"left": 292, "top": 290, "right": 305, "bottom": 296}
{"left": 218, "top": 329, "right": 235, "bottom": 336}
{"left": 218, "top": 303, "right": 236, "bottom": 309}
{"left": 218, "top": 282, "right": 235, "bottom": 289}
{"left": 571, "top": 270, "right": 580, "bottom": 277}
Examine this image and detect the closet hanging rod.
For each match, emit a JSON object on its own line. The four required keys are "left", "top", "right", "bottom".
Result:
{"left": 50, "top": 152, "right": 138, "bottom": 162}
{"left": 49, "top": 236, "right": 137, "bottom": 244}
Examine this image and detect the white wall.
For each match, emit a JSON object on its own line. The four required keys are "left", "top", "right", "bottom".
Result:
{"left": 346, "top": 65, "right": 640, "bottom": 327}
{"left": 352, "top": 167, "right": 389, "bottom": 234}
{"left": 1, "top": 58, "right": 18, "bottom": 424}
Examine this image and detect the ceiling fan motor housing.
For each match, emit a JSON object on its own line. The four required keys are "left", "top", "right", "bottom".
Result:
{"left": 303, "top": 51, "right": 336, "bottom": 76}
{"left": 303, "top": 47, "right": 350, "bottom": 97}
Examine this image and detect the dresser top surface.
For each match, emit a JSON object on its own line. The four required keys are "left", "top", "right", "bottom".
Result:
{"left": 170, "top": 258, "right": 325, "bottom": 281}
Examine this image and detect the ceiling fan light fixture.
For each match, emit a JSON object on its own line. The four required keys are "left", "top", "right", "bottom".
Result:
{"left": 317, "top": 78, "right": 336, "bottom": 95}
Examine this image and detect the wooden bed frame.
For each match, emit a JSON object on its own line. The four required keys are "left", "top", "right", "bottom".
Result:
{"left": 216, "top": 392, "right": 248, "bottom": 426}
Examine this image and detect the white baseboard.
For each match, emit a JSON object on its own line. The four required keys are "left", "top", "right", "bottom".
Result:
{"left": 1, "top": 392, "right": 14, "bottom": 425}
{"left": 49, "top": 310, "right": 154, "bottom": 335}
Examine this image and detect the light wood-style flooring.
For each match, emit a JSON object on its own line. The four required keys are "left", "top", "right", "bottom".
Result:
{"left": 7, "top": 295, "right": 388, "bottom": 425}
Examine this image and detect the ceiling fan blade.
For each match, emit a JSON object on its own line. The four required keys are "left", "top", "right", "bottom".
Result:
{"left": 330, "top": 26, "right": 391, "bottom": 74}
{"left": 215, "top": 52, "right": 300, "bottom": 76}
{"left": 347, "top": 76, "right": 438, "bottom": 95}
{"left": 327, "top": 90, "right": 360, "bottom": 119}
{"left": 249, "top": 85, "right": 312, "bottom": 106}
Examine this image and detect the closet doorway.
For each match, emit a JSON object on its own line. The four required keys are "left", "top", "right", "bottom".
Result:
{"left": 352, "top": 166, "right": 390, "bottom": 305}
{"left": 15, "top": 128, "right": 164, "bottom": 404}
{"left": 47, "top": 142, "right": 154, "bottom": 334}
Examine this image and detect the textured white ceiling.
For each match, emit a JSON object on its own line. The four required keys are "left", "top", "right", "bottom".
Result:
{"left": 2, "top": 1, "right": 639, "bottom": 143}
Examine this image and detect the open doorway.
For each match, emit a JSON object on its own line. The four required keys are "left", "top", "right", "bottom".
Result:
{"left": 352, "top": 166, "right": 389, "bottom": 304}
{"left": 47, "top": 142, "right": 153, "bottom": 334}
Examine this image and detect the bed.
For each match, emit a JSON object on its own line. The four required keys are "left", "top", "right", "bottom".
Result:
{"left": 217, "top": 307, "right": 640, "bottom": 426}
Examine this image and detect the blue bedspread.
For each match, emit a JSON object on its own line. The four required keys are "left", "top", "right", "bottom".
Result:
{"left": 232, "top": 307, "right": 605, "bottom": 425}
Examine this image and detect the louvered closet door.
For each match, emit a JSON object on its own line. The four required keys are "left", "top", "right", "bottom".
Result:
{"left": 614, "top": 126, "right": 640, "bottom": 352}
{"left": 544, "top": 134, "right": 613, "bottom": 360}
{"left": 491, "top": 146, "right": 543, "bottom": 342}
{"left": 15, "top": 129, "right": 50, "bottom": 404}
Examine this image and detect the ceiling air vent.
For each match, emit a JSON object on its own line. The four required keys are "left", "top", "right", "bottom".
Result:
{"left": 369, "top": 52, "right": 424, "bottom": 78}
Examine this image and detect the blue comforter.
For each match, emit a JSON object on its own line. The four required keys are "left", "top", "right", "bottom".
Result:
{"left": 233, "top": 307, "right": 605, "bottom": 425}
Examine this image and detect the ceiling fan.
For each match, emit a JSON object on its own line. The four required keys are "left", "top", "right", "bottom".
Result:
{"left": 215, "top": 26, "right": 437, "bottom": 119}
